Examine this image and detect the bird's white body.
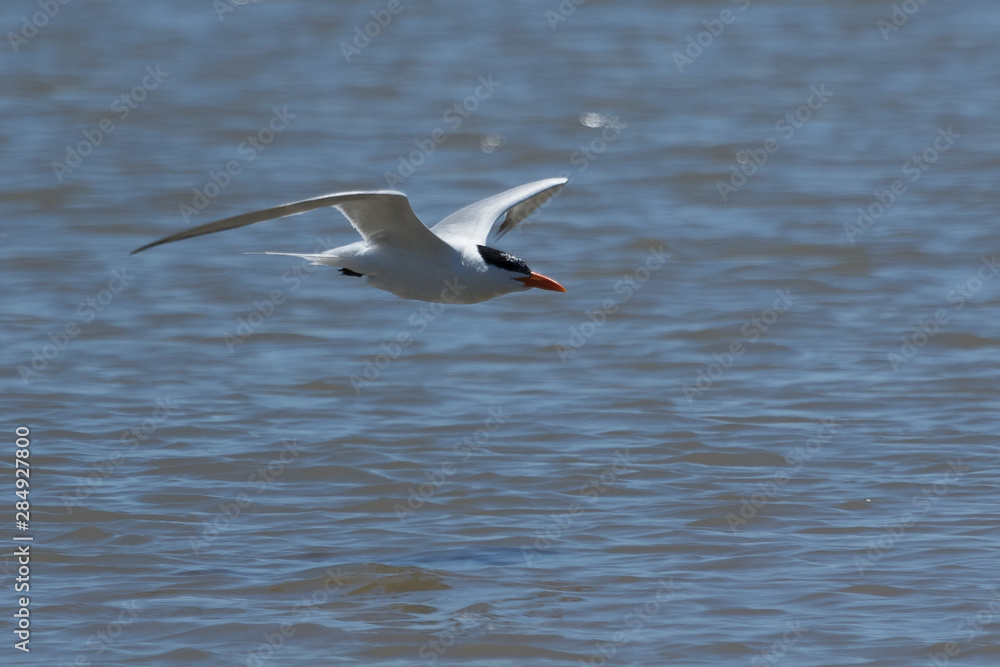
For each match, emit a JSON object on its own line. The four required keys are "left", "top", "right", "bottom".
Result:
{"left": 133, "top": 178, "right": 569, "bottom": 304}
{"left": 302, "top": 240, "right": 510, "bottom": 304}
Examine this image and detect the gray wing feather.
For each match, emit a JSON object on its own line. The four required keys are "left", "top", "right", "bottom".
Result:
{"left": 131, "top": 191, "right": 448, "bottom": 255}
{"left": 429, "top": 177, "right": 567, "bottom": 245}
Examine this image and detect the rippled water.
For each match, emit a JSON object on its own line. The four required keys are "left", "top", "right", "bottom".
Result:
{"left": 3, "top": 1, "right": 1000, "bottom": 665}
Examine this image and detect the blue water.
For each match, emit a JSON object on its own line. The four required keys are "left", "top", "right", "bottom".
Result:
{"left": 3, "top": 1, "right": 1000, "bottom": 665}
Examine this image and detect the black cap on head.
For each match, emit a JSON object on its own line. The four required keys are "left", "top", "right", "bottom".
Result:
{"left": 477, "top": 245, "right": 531, "bottom": 275}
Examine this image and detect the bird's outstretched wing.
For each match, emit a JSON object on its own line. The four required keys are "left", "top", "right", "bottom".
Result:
{"left": 430, "top": 177, "right": 567, "bottom": 245}
{"left": 130, "top": 191, "right": 451, "bottom": 256}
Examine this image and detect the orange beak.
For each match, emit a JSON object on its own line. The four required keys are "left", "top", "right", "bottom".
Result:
{"left": 517, "top": 271, "right": 567, "bottom": 293}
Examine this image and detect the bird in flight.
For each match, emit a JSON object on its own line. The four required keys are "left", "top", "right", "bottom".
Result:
{"left": 132, "top": 177, "right": 568, "bottom": 304}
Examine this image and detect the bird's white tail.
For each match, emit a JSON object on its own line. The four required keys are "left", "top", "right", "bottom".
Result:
{"left": 246, "top": 251, "right": 345, "bottom": 267}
